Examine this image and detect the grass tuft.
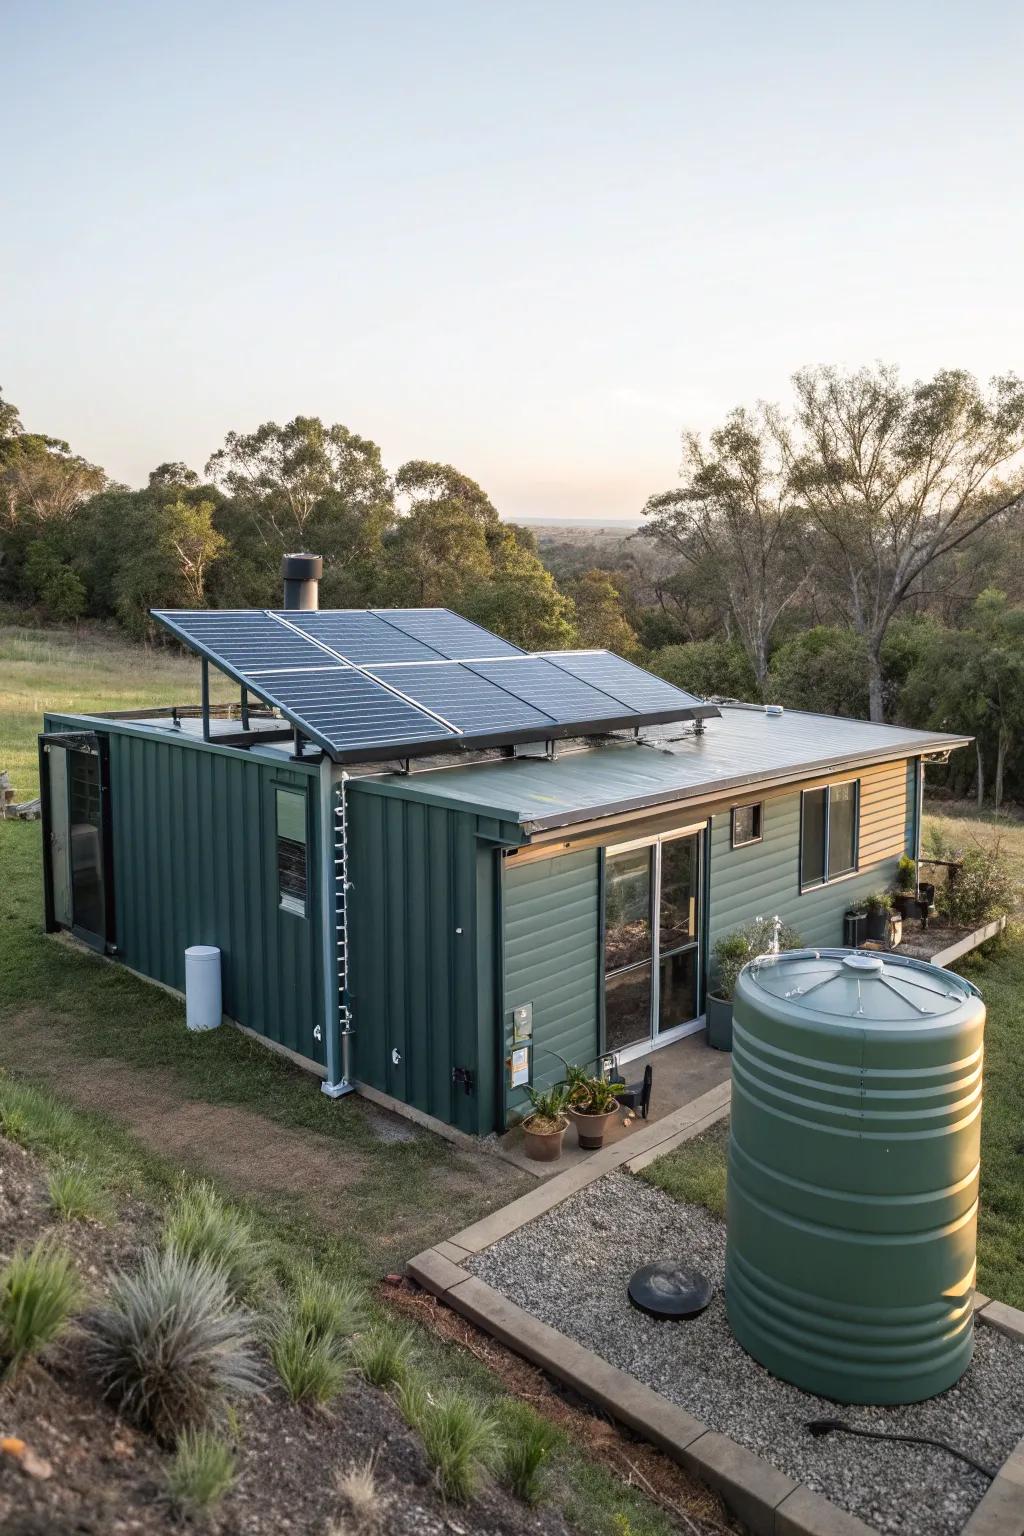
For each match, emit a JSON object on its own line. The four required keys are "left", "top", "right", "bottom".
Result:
{"left": 402, "top": 1382, "right": 502, "bottom": 1503}
{"left": 83, "top": 1245, "right": 262, "bottom": 1442}
{"left": 0, "top": 1239, "right": 83, "bottom": 1381}
{"left": 333, "top": 1454, "right": 391, "bottom": 1533}
{"left": 0, "top": 1078, "right": 82, "bottom": 1158}
{"left": 47, "top": 1161, "right": 113, "bottom": 1223}
{"left": 291, "top": 1265, "right": 366, "bottom": 1346}
{"left": 495, "top": 1399, "right": 560, "bottom": 1505}
{"left": 351, "top": 1320, "right": 414, "bottom": 1388}
{"left": 638, "top": 1119, "right": 729, "bottom": 1219}
{"left": 163, "top": 1180, "right": 266, "bottom": 1300}
{"left": 166, "top": 1426, "right": 237, "bottom": 1515}
{"left": 270, "top": 1306, "right": 348, "bottom": 1405}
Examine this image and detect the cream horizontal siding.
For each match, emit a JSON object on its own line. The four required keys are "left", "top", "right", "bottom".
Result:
{"left": 707, "top": 759, "right": 915, "bottom": 960}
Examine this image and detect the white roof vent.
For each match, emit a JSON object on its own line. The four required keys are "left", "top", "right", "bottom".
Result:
{"left": 765, "top": 704, "right": 784, "bottom": 717}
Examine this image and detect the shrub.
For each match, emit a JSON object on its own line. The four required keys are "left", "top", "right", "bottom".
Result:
{"left": 270, "top": 1308, "right": 347, "bottom": 1405}
{"left": 163, "top": 1181, "right": 265, "bottom": 1300}
{"left": 83, "top": 1246, "right": 261, "bottom": 1442}
{"left": 0, "top": 1240, "right": 83, "bottom": 1381}
{"left": 865, "top": 889, "right": 891, "bottom": 915}
{"left": 496, "top": 1400, "right": 559, "bottom": 1505}
{"left": 290, "top": 1267, "right": 366, "bottom": 1347}
{"left": 413, "top": 1387, "right": 502, "bottom": 1503}
{"left": 166, "top": 1426, "right": 237, "bottom": 1515}
{"left": 351, "top": 1321, "right": 414, "bottom": 1388}
{"left": 940, "top": 842, "right": 1018, "bottom": 928}
{"left": 711, "top": 915, "right": 803, "bottom": 1001}
{"left": 47, "top": 1162, "right": 113, "bottom": 1224}
{"left": 896, "top": 855, "right": 917, "bottom": 892}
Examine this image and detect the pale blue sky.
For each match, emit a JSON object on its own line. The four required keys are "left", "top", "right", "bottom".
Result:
{"left": 4, "top": 1, "right": 1022, "bottom": 519}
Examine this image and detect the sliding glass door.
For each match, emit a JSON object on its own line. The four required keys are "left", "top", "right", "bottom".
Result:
{"left": 603, "top": 828, "right": 704, "bottom": 1058}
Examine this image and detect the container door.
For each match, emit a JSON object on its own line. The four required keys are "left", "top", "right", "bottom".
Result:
{"left": 40, "top": 733, "right": 115, "bottom": 952}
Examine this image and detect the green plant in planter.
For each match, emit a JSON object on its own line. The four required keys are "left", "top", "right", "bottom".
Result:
{"left": 711, "top": 915, "right": 803, "bottom": 1002}
{"left": 865, "top": 890, "right": 891, "bottom": 914}
{"left": 896, "top": 855, "right": 917, "bottom": 892}
{"left": 522, "top": 1083, "right": 568, "bottom": 1132}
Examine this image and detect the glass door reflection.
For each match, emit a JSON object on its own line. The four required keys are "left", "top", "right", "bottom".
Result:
{"left": 603, "top": 830, "right": 703, "bottom": 1056}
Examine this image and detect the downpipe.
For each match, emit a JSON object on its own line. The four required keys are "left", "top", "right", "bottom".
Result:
{"left": 319, "top": 757, "right": 353, "bottom": 1098}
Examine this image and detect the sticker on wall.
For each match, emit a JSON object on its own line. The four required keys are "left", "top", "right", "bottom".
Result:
{"left": 510, "top": 1046, "right": 530, "bottom": 1088}
{"left": 512, "top": 1003, "right": 533, "bottom": 1043}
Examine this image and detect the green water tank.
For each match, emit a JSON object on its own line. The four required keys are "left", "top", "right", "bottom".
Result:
{"left": 725, "top": 948, "right": 985, "bottom": 1405}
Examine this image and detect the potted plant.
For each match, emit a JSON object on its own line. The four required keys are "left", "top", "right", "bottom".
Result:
{"left": 892, "top": 856, "right": 919, "bottom": 919}
{"left": 706, "top": 931, "right": 749, "bottom": 1051}
{"left": 563, "top": 1065, "right": 623, "bottom": 1151}
{"left": 706, "top": 915, "right": 803, "bottom": 1051}
{"left": 520, "top": 1083, "right": 569, "bottom": 1163}
{"left": 843, "top": 904, "right": 867, "bottom": 946}
{"left": 864, "top": 890, "right": 891, "bottom": 941}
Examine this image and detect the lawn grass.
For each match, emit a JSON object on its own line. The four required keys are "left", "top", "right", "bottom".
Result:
{"left": 0, "top": 619, "right": 687, "bottom": 1535}
{"left": 641, "top": 807, "right": 1024, "bottom": 1310}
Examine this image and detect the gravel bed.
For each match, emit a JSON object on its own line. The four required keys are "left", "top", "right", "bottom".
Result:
{"left": 468, "top": 1173, "right": 1024, "bottom": 1536}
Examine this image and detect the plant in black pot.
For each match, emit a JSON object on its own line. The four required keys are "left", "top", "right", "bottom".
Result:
{"left": 892, "top": 856, "right": 919, "bottom": 919}
{"left": 707, "top": 915, "right": 803, "bottom": 1051}
{"left": 864, "top": 889, "right": 891, "bottom": 941}
{"left": 520, "top": 1083, "right": 569, "bottom": 1163}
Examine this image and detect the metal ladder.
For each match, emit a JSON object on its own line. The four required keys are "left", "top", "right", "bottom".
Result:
{"left": 332, "top": 773, "right": 354, "bottom": 1086}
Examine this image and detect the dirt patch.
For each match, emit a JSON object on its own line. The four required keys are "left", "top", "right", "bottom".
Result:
{"left": 2, "top": 1007, "right": 524, "bottom": 1274}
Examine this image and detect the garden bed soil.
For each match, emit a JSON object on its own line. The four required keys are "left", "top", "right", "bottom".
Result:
{"left": 468, "top": 1172, "right": 1024, "bottom": 1536}
{"left": 0, "top": 1135, "right": 576, "bottom": 1536}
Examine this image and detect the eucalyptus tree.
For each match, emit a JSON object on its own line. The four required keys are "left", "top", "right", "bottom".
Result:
{"left": 641, "top": 405, "right": 810, "bottom": 692}
{"left": 790, "top": 365, "right": 1024, "bottom": 720}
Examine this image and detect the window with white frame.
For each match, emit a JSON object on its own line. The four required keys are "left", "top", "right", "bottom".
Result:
{"left": 800, "top": 780, "right": 859, "bottom": 889}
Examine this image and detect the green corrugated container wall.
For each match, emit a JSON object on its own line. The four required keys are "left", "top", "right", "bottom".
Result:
{"left": 345, "top": 786, "right": 499, "bottom": 1135}
{"left": 43, "top": 717, "right": 326, "bottom": 1067}
{"left": 726, "top": 949, "right": 985, "bottom": 1404}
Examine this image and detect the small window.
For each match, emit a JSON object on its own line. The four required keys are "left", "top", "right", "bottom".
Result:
{"left": 801, "top": 780, "right": 859, "bottom": 890}
{"left": 276, "top": 788, "right": 307, "bottom": 917}
{"left": 731, "top": 802, "right": 763, "bottom": 847}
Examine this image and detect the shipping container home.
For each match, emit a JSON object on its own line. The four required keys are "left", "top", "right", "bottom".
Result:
{"left": 39, "top": 558, "right": 971, "bottom": 1137}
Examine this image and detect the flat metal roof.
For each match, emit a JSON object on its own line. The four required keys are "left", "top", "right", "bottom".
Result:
{"left": 349, "top": 706, "right": 971, "bottom": 833}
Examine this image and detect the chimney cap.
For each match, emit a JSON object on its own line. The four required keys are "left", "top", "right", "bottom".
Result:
{"left": 281, "top": 553, "right": 323, "bottom": 582}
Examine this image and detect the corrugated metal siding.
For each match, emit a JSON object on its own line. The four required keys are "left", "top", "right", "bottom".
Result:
{"left": 707, "top": 761, "right": 914, "bottom": 958}
{"left": 346, "top": 789, "right": 494, "bottom": 1134}
{"left": 502, "top": 850, "right": 600, "bottom": 1119}
{"left": 96, "top": 728, "right": 325, "bottom": 1063}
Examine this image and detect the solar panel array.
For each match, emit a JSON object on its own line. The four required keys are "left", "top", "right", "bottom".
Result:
{"left": 151, "top": 607, "right": 716, "bottom": 761}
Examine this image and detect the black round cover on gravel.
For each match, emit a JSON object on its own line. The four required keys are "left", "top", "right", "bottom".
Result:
{"left": 627, "top": 1261, "right": 712, "bottom": 1319}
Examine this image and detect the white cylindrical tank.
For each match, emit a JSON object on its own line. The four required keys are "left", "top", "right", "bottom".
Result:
{"left": 185, "top": 945, "right": 222, "bottom": 1031}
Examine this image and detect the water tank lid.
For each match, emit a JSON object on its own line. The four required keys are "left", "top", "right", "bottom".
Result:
{"left": 746, "top": 947, "right": 978, "bottom": 1023}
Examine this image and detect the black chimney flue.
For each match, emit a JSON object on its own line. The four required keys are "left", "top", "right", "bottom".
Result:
{"left": 281, "top": 553, "right": 322, "bottom": 611}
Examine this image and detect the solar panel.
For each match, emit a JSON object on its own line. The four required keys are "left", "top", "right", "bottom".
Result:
{"left": 279, "top": 611, "right": 445, "bottom": 665}
{"left": 151, "top": 607, "right": 717, "bottom": 762}
{"left": 369, "top": 663, "right": 553, "bottom": 734}
{"left": 466, "top": 658, "right": 629, "bottom": 723}
{"left": 540, "top": 651, "right": 706, "bottom": 713}
{"left": 376, "top": 609, "right": 525, "bottom": 659}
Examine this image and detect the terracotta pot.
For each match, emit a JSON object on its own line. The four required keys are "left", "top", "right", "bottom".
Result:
{"left": 522, "top": 1116, "right": 568, "bottom": 1163}
{"left": 567, "top": 1105, "right": 620, "bottom": 1151}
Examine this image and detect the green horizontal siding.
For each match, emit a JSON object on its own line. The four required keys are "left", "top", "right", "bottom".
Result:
{"left": 94, "top": 726, "right": 325, "bottom": 1063}
{"left": 708, "top": 778, "right": 911, "bottom": 966}
{"left": 503, "top": 850, "right": 600, "bottom": 1119}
